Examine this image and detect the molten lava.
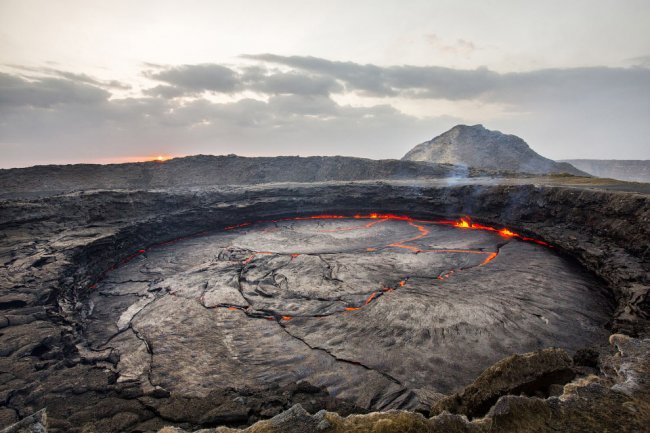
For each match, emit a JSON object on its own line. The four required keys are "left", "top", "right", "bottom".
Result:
{"left": 445, "top": 216, "right": 550, "bottom": 246}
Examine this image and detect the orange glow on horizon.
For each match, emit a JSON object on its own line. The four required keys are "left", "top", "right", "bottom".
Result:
{"left": 84, "top": 154, "right": 180, "bottom": 165}
{"left": 154, "top": 155, "right": 173, "bottom": 162}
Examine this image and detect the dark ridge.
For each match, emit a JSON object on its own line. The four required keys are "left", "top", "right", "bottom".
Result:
{"left": 0, "top": 154, "right": 494, "bottom": 199}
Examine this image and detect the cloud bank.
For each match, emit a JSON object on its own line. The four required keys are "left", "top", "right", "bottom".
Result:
{"left": 1, "top": 55, "right": 649, "bottom": 167}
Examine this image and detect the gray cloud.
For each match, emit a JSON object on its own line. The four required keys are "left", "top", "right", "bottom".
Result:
{"left": 248, "top": 71, "right": 343, "bottom": 96}
{"left": 0, "top": 72, "right": 110, "bottom": 107}
{"left": 242, "top": 54, "right": 650, "bottom": 105}
{"left": 0, "top": 68, "right": 454, "bottom": 167}
{"left": 486, "top": 67, "right": 650, "bottom": 107}
{"left": 146, "top": 63, "right": 240, "bottom": 93}
{"left": 1, "top": 56, "right": 649, "bottom": 168}
{"left": 242, "top": 54, "right": 495, "bottom": 98}
{"left": 143, "top": 84, "right": 187, "bottom": 99}
{"left": 51, "top": 70, "right": 130, "bottom": 90}
{"left": 5, "top": 65, "right": 131, "bottom": 90}
{"left": 145, "top": 63, "right": 343, "bottom": 97}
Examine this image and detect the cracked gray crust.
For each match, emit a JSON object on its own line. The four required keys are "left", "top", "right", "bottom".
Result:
{"left": 83, "top": 218, "right": 611, "bottom": 413}
{"left": 0, "top": 181, "right": 648, "bottom": 432}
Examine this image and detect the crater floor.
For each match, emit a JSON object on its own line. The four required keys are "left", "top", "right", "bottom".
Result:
{"left": 84, "top": 215, "right": 613, "bottom": 411}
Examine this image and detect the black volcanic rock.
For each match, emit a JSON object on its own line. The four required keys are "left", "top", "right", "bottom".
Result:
{"left": 402, "top": 125, "right": 586, "bottom": 176}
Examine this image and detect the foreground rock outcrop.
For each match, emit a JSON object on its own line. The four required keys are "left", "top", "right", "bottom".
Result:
{"left": 430, "top": 348, "right": 575, "bottom": 419}
{"left": 402, "top": 125, "right": 586, "bottom": 176}
{"left": 0, "top": 180, "right": 648, "bottom": 432}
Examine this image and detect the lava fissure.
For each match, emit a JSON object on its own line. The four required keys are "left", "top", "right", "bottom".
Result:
{"left": 100, "top": 292, "right": 167, "bottom": 385}
{"left": 97, "top": 290, "right": 152, "bottom": 299}
{"left": 436, "top": 242, "right": 508, "bottom": 280}
{"left": 96, "top": 325, "right": 132, "bottom": 350}
{"left": 276, "top": 320, "right": 409, "bottom": 392}
{"left": 129, "top": 323, "right": 156, "bottom": 388}
{"left": 317, "top": 254, "right": 345, "bottom": 283}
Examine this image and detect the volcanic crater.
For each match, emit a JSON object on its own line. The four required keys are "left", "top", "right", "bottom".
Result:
{"left": 1, "top": 180, "right": 648, "bottom": 432}
{"left": 83, "top": 213, "right": 612, "bottom": 412}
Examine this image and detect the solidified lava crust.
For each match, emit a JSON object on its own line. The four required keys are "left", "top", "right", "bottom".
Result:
{"left": 84, "top": 214, "right": 612, "bottom": 412}
{"left": 0, "top": 182, "right": 648, "bottom": 432}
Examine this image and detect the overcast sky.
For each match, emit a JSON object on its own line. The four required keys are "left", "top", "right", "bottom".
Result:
{"left": 1, "top": 0, "right": 649, "bottom": 168}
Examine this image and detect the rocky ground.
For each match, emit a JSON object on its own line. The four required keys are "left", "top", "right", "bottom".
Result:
{"left": 0, "top": 180, "right": 648, "bottom": 432}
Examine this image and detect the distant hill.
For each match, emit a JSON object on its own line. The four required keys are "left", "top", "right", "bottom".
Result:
{"left": 560, "top": 159, "right": 650, "bottom": 183}
{"left": 402, "top": 124, "right": 586, "bottom": 176}
{"left": 0, "top": 155, "right": 496, "bottom": 199}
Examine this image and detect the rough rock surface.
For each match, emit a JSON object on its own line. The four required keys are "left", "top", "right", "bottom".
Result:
{"left": 561, "top": 159, "right": 650, "bottom": 183}
{"left": 430, "top": 348, "right": 575, "bottom": 418}
{"left": 1, "top": 409, "right": 47, "bottom": 433}
{"left": 402, "top": 125, "right": 586, "bottom": 176}
{"left": 84, "top": 218, "right": 611, "bottom": 411}
{"left": 0, "top": 179, "right": 648, "bottom": 431}
{"left": 157, "top": 336, "right": 650, "bottom": 433}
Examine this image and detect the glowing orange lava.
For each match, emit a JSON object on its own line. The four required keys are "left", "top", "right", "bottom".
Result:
{"left": 386, "top": 220, "right": 430, "bottom": 252}
{"left": 443, "top": 216, "right": 550, "bottom": 246}
{"left": 481, "top": 252, "right": 499, "bottom": 266}
{"left": 224, "top": 222, "right": 251, "bottom": 230}
{"left": 365, "top": 292, "right": 379, "bottom": 304}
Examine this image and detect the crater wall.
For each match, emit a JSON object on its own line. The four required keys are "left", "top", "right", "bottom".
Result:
{"left": 0, "top": 181, "right": 648, "bottom": 432}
